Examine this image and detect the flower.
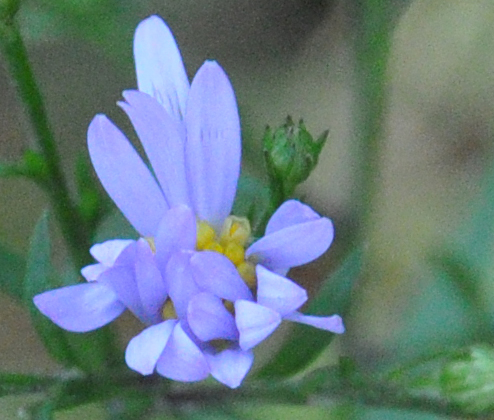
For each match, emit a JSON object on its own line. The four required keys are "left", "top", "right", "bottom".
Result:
{"left": 33, "top": 15, "right": 343, "bottom": 389}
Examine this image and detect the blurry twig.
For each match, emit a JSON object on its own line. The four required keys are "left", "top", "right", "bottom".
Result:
{"left": 0, "top": 4, "right": 91, "bottom": 269}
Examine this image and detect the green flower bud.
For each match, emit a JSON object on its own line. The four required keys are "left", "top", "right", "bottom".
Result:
{"left": 263, "top": 116, "right": 328, "bottom": 199}
{"left": 441, "top": 345, "right": 494, "bottom": 414}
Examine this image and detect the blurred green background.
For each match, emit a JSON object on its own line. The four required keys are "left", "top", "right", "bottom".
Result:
{"left": 2, "top": 0, "right": 494, "bottom": 418}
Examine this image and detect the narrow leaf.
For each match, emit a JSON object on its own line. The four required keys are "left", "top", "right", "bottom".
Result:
{"left": 24, "top": 211, "right": 76, "bottom": 367}
{"left": 258, "top": 248, "right": 361, "bottom": 378}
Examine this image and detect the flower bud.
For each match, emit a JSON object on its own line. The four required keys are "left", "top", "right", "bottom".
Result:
{"left": 441, "top": 345, "right": 494, "bottom": 414}
{"left": 263, "top": 116, "right": 328, "bottom": 198}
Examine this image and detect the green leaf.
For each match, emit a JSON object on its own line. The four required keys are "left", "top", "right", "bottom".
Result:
{"left": 24, "top": 211, "right": 76, "bottom": 367}
{"left": 0, "top": 242, "right": 25, "bottom": 301}
{"left": 258, "top": 248, "right": 362, "bottom": 378}
{"left": 24, "top": 211, "right": 119, "bottom": 372}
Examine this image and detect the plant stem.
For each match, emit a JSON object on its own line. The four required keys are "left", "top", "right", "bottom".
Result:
{"left": 0, "top": 15, "right": 91, "bottom": 269}
{"left": 351, "top": 0, "right": 391, "bottom": 241}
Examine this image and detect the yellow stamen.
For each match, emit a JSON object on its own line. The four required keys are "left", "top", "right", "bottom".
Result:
{"left": 144, "top": 237, "right": 156, "bottom": 254}
{"left": 220, "top": 216, "right": 251, "bottom": 247}
{"left": 203, "top": 241, "right": 224, "bottom": 253}
{"left": 223, "top": 242, "right": 245, "bottom": 266}
{"left": 196, "top": 221, "right": 216, "bottom": 250}
{"left": 237, "top": 261, "right": 257, "bottom": 289}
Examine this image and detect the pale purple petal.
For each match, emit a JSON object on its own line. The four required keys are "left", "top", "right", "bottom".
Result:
{"left": 155, "top": 206, "right": 196, "bottom": 274}
{"left": 98, "top": 264, "right": 146, "bottom": 323}
{"left": 125, "top": 320, "right": 176, "bottom": 375}
{"left": 88, "top": 115, "right": 168, "bottom": 237}
{"left": 256, "top": 265, "right": 307, "bottom": 316}
{"left": 33, "top": 283, "right": 125, "bottom": 333}
{"left": 134, "top": 15, "right": 189, "bottom": 119}
{"left": 156, "top": 322, "right": 210, "bottom": 382}
{"left": 235, "top": 300, "right": 282, "bottom": 351}
{"left": 89, "top": 239, "right": 135, "bottom": 266}
{"left": 187, "top": 293, "right": 238, "bottom": 341}
{"left": 81, "top": 263, "right": 105, "bottom": 281}
{"left": 135, "top": 239, "right": 167, "bottom": 324}
{"left": 185, "top": 61, "right": 241, "bottom": 229}
{"left": 190, "top": 251, "right": 252, "bottom": 301}
{"left": 165, "top": 251, "right": 201, "bottom": 318}
{"left": 119, "top": 91, "right": 190, "bottom": 207}
{"left": 206, "top": 348, "right": 253, "bottom": 389}
{"left": 265, "top": 200, "right": 322, "bottom": 235}
{"left": 246, "top": 217, "right": 334, "bottom": 271}
{"left": 284, "top": 312, "right": 345, "bottom": 334}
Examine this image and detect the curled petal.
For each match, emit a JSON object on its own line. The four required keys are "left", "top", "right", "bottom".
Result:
{"left": 185, "top": 61, "right": 241, "bottom": 229}
{"left": 190, "top": 251, "right": 252, "bottom": 301}
{"left": 235, "top": 300, "right": 281, "bottom": 351}
{"left": 206, "top": 348, "right": 254, "bottom": 389}
{"left": 81, "top": 263, "right": 106, "bottom": 281}
{"left": 284, "top": 312, "right": 345, "bottom": 334}
{"left": 125, "top": 320, "right": 176, "bottom": 375}
{"left": 246, "top": 217, "right": 334, "bottom": 271}
{"left": 88, "top": 115, "right": 168, "bottom": 237}
{"left": 256, "top": 265, "right": 307, "bottom": 316}
{"left": 98, "top": 263, "right": 146, "bottom": 324}
{"left": 135, "top": 239, "right": 167, "bottom": 324}
{"left": 265, "top": 200, "right": 322, "bottom": 235}
{"left": 155, "top": 206, "right": 196, "bottom": 274}
{"left": 33, "top": 283, "right": 125, "bottom": 333}
{"left": 89, "top": 239, "right": 134, "bottom": 266}
{"left": 156, "top": 322, "right": 210, "bottom": 382}
{"left": 134, "top": 15, "right": 189, "bottom": 119}
{"left": 187, "top": 293, "right": 238, "bottom": 341}
{"left": 119, "top": 90, "right": 190, "bottom": 207}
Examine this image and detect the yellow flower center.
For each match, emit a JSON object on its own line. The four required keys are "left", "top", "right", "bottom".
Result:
{"left": 196, "top": 216, "right": 257, "bottom": 289}
{"left": 159, "top": 216, "right": 257, "bottom": 321}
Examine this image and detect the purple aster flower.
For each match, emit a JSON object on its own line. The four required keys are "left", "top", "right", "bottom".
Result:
{"left": 33, "top": 15, "right": 343, "bottom": 389}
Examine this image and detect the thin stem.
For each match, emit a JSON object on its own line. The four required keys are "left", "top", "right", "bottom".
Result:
{"left": 0, "top": 15, "right": 91, "bottom": 269}
{"left": 351, "top": 0, "right": 391, "bottom": 241}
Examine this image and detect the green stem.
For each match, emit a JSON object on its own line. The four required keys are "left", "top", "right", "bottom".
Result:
{"left": 352, "top": 0, "right": 391, "bottom": 241}
{"left": 0, "top": 15, "right": 91, "bottom": 269}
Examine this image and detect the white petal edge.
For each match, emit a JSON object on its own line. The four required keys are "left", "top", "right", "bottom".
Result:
{"left": 156, "top": 322, "right": 210, "bottom": 382}
{"left": 33, "top": 282, "right": 125, "bottom": 333}
{"left": 246, "top": 217, "right": 334, "bottom": 271}
{"left": 235, "top": 300, "right": 282, "bottom": 351}
{"left": 207, "top": 348, "right": 254, "bottom": 389}
{"left": 265, "top": 200, "right": 322, "bottom": 235}
{"left": 256, "top": 265, "right": 307, "bottom": 316}
{"left": 125, "top": 320, "right": 176, "bottom": 375}
{"left": 284, "top": 312, "right": 345, "bottom": 334}
{"left": 134, "top": 15, "right": 190, "bottom": 119}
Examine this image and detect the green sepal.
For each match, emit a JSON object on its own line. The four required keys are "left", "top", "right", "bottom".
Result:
{"left": 257, "top": 248, "right": 361, "bottom": 378}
